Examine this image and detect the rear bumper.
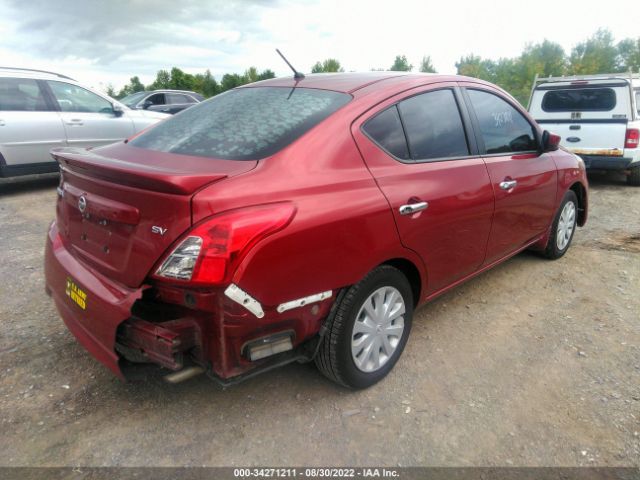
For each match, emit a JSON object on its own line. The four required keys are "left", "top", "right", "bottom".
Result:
{"left": 44, "top": 221, "right": 143, "bottom": 379}
{"left": 580, "top": 156, "right": 632, "bottom": 170}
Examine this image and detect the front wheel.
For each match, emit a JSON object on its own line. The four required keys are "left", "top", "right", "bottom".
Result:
{"left": 544, "top": 190, "right": 578, "bottom": 260}
{"left": 314, "top": 265, "right": 413, "bottom": 389}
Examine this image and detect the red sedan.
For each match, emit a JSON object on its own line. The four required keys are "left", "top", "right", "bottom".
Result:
{"left": 44, "top": 72, "right": 588, "bottom": 389}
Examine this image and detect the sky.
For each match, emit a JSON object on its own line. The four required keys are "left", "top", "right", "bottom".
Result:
{"left": 0, "top": 0, "right": 638, "bottom": 93}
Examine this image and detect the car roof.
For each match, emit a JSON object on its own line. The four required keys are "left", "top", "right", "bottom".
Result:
{"left": 0, "top": 66, "right": 76, "bottom": 81}
{"left": 244, "top": 72, "right": 475, "bottom": 94}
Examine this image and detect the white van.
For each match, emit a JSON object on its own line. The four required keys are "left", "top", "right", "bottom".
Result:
{"left": 528, "top": 73, "right": 640, "bottom": 185}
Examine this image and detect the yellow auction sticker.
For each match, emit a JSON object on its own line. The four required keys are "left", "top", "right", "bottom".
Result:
{"left": 65, "top": 277, "right": 87, "bottom": 310}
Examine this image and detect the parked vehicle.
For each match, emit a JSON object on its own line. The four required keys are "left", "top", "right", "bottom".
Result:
{"left": 44, "top": 72, "right": 588, "bottom": 389}
{"left": 528, "top": 72, "right": 640, "bottom": 185}
{"left": 0, "top": 67, "right": 169, "bottom": 178}
{"left": 120, "top": 89, "right": 204, "bottom": 115}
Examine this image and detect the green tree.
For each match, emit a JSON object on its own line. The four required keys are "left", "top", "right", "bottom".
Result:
{"left": 198, "top": 69, "right": 219, "bottom": 97}
{"left": 243, "top": 66, "right": 259, "bottom": 83}
{"left": 220, "top": 73, "right": 243, "bottom": 92}
{"left": 311, "top": 58, "right": 344, "bottom": 73}
{"left": 149, "top": 69, "right": 171, "bottom": 90}
{"left": 618, "top": 38, "right": 640, "bottom": 72}
{"left": 455, "top": 54, "right": 495, "bottom": 80}
{"left": 257, "top": 69, "right": 276, "bottom": 81}
{"left": 116, "top": 76, "right": 145, "bottom": 98}
{"left": 569, "top": 29, "right": 620, "bottom": 74}
{"left": 390, "top": 55, "right": 413, "bottom": 71}
{"left": 418, "top": 56, "right": 436, "bottom": 73}
{"left": 104, "top": 83, "right": 117, "bottom": 98}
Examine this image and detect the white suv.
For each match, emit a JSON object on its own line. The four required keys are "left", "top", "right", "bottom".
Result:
{"left": 0, "top": 67, "right": 169, "bottom": 178}
{"left": 528, "top": 73, "right": 640, "bottom": 185}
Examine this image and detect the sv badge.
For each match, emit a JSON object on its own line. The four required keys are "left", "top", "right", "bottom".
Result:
{"left": 151, "top": 226, "right": 168, "bottom": 236}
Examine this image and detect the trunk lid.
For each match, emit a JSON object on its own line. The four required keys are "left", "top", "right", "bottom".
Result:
{"left": 52, "top": 143, "right": 257, "bottom": 287}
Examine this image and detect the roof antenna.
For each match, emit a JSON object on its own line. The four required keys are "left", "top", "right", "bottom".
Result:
{"left": 276, "top": 49, "right": 305, "bottom": 79}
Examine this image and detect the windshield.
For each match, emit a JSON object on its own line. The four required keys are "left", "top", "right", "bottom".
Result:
{"left": 120, "top": 91, "right": 147, "bottom": 108}
{"left": 130, "top": 87, "right": 351, "bottom": 160}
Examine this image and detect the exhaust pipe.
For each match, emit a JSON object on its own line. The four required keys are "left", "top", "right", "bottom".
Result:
{"left": 164, "top": 366, "right": 205, "bottom": 384}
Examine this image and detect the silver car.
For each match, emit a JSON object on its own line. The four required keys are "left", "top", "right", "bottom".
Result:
{"left": 0, "top": 67, "right": 169, "bottom": 177}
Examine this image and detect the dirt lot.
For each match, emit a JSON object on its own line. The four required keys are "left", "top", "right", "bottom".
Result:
{"left": 0, "top": 172, "right": 638, "bottom": 467}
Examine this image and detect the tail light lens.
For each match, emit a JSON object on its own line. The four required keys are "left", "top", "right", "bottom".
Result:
{"left": 625, "top": 129, "right": 639, "bottom": 149}
{"left": 153, "top": 203, "right": 296, "bottom": 285}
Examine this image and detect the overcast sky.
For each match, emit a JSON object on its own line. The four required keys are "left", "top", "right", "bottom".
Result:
{"left": 0, "top": 0, "right": 638, "bottom": 93}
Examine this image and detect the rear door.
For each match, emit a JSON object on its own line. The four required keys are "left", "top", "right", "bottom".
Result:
{"left": 529, "top": 81, "right": 631, "bottom": 157}
{"left": 462, "top": 85, "right": 557, "bottom": 265}
{"left": 352, "top": 84, "right": 494, "bottom": 295}
{"left": 165, "top": 93, "right": 197, "bottom": 114}
{"left": 45, "top": 80, "right": 135, "bottom": 149}
{"left": 0, "top": 77, "right": 65, "bottom": 171}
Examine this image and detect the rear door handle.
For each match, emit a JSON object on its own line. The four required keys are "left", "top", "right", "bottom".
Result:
{"left": 399, "top": 201, "right": 429, "bottom": 215}
{"left": 499, "top": 180, "right": 517, "bottom": 190}
{"left": 66, "top": 119, "right": 83, "bottom": 126}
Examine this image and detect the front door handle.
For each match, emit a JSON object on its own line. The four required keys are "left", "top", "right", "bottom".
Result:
{"left": 66, "top": 119, "right": 83, "bottom": 126}
{"left": 499, "top": 179, "right": 517, "bottom": 190}
{"left": 399, "top": 201, "right": 429, "bottom": 215}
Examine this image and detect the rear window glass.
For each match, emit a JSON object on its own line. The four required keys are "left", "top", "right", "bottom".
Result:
{"left": 130, "top": 87, "right": 351, "bottom": 160}
{"left": 542, "top": 88, "right": 616, "bottom": 112}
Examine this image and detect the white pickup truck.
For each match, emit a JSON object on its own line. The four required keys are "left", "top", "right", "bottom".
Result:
{"left": 528, "top": 73, "right": 640, "bottom": 185}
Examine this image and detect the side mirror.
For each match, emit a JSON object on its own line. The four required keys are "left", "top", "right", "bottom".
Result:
{"left": 541, "top": 130, "right": 561, "bottom": 152}
{"left": 142, "top": 100, "right": 153, "bottom": 110}
{"left": 112, "top": 103, "right": 124, "bottom": 117}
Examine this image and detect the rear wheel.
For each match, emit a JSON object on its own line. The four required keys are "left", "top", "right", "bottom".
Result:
{"left": 314, "top": 265, "right": 413, "bottom": 389}
{"left": 628, "top": 166, "right": 640, "bottom": 186}
{"left": 544, "top": 190, "right": 578, "bottom": 260}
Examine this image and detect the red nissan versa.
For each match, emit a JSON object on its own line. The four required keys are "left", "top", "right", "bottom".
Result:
{"left": 44, "top": 72, "right": 588, "bottom": 389}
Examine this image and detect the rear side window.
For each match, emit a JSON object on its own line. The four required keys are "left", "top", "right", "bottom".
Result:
{"left": 0, "top": 77, "right": 48, "bottom": 111}
{"left": 542, "top": 88, "right": 616, "bottom": 112}
{"left": 398, "top": 89, "right": 469, "bottom": 160}
{"left": 467, "top": 89, "right": 537, "bottom": 154}
{"left": 362, "top": 106, "right": 410, "bottom": 160}
{"left": 131, "top": 87, "right": 351, "bottom": 160}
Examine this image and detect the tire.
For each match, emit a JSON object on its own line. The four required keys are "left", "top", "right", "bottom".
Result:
{"left": 314, "top": 265, "right": 413, "bottom": 389}
{"left": 628, "top": 167, "right": 640, "bottom": 186}
{"left": 544, "top": 190, "right": 578, "bottom": 260}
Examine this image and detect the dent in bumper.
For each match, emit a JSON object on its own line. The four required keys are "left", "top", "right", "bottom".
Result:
{"left": 44, "top": 222, "right": 143, "bottom": 379}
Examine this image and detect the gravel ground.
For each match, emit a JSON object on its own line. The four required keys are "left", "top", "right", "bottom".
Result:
{"left": 0, "top": 171, "right": 638, "bottom": 467}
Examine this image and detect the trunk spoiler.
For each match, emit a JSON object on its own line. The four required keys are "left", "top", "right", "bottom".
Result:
{"left": 51, "top": 146, "right": 230, "bottom": 195}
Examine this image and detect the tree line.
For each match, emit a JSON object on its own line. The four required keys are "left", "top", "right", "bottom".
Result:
{"left": 110, "top": 29, "right": 640, "bottom": 107}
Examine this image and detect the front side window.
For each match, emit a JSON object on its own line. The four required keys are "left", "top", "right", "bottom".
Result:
{"left": 0, "top": 77, "right": 48, "bottom": 111}
{"left": 398, "top": 89, "right": 469, "bottom": 160}
{"left": 362, "top": 106, "right": 409, "bottom": 160}
{"left": 542, "top": 87, "right": 616, "bottom": 112}
{"left": 47, "top": 81, "right": 113, "bottom": 114}
{"left": 467, "top": 89, "right": 537, "bottom": 154}
{"left": 130, "top": 87, "right": 351, "bottom": 160}
{"left": 146, "top": 93, "right": 166, "bottom": 106}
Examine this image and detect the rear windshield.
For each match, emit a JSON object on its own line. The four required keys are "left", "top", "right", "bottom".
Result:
{"left": 130, "top": 87, "right": 351, "bottom": 160}
{"left": 541, "top": 88, "right": 616, "bottom": 112}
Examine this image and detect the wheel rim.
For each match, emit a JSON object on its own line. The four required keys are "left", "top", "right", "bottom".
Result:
{"left": 351, "top": 286, "right": 406, "bottom": 373}
{"left": 556, "top": 201, "right": 576, "bottom": 251}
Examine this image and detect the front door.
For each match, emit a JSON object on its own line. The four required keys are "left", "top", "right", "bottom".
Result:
{"left": 45, "top": 80, "right": 135, "bottom": 149}
{"left": 352, "top": 85, "right": 495, "bottom": 295}
{"left": 462, "top": 86, "right": 558, "bottom": 265}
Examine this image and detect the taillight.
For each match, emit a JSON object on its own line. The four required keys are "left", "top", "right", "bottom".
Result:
{"left": 153, "top": 203, "right": 296, "bottom": 285}
{"left": 625, "top": 129, "right": 639, "bottom": 149}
